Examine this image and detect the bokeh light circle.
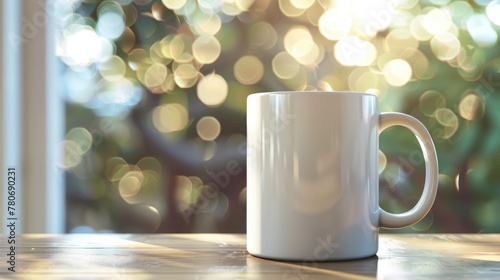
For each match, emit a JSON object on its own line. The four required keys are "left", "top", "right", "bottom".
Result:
{"left": 174, "top": 64, "right": 199, "bottom": 88}
{"left": 196, "top": 116, "right": 221, "bottom": 141}
{"left": 430, "top": 33, "right": 460, "bottom": 61}
{"left": 334, "top": 36, "right": 376, "bottom": 66}
{"left": 410, "top": 15, "right": 433, "bottom": 41}
{"left": 467, "top": 14, "right": 498, "bottom": 47}
{"left": 290, "top": 0, "right": 314, "bottom": 9}
{"left": 197, "top": 74, "right": 228, "bottom": 107}
{"left": 66, "top": 127, "right": 93, "bottom": 155}
{"left": 234, "top": 55, "right": 264, "bottom": 85}
{"left": 161, "top": 0, "right": 187, "bottom": 10}
{"left": 272, "top": 52, "right": 300, "bottom": 79}
{"left": 145, "top": 63, "right": 168, "bottom": 89}
{"left": 459, "top": 94, "right": 481, "bottom": 121}
{"left": 248, "top": 22, "right": 277, "bottom": 50}
{"left": 97, "top": 12, "right": 125, "bottom": 40}
{"left": 59, "top": 140, "right": 82, "bottom": 170}
{"left": 119, "top": 171, "right": 144, "bottom": 198}
{"left": 486, "top": 1, "right": 500, "bottom": 26}
{"left": 435, "top": 108, "right": 459, "bottom": 139}
{"left": 319, "top": 9, "right": 352, "bottom": 40}
{"left": 419, "top": 90, "right": 446, "bottom": 117}
{"left": 279, "top": 0, "right": 306, "bottom": 17}
{"left": 421, "top": 8, "right": 452, "bottom": 35}
{"left": 192, "top": 35, "right": 221, "bottom": 64}
{"left": 152, "top": 103, "right": 189, "bottom": 133}
{"left": 383, "top": 59, "right": 412, "bottom": 87}
{"left": 64, "top": 27, "right": 102, "bottom": 66}
{"left": 99, "top": 55, "right": 126, "bottom": 82}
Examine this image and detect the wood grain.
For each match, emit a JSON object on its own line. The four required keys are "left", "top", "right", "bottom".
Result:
{"left": 1, "top": 234, "right": 499, "bottom": 279}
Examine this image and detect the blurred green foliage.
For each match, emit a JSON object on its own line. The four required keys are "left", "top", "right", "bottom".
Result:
{"left": 60, "top": 0, "right": 500, "bottom": 233}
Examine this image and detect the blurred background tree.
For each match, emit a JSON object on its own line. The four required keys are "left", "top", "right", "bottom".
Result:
{"left": 57, "top": 0, "right": 500, "bottom": 233}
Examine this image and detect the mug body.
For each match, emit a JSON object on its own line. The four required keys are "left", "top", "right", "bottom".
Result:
{"left": 247, "top": 91, "right": 380, "bottom": 261}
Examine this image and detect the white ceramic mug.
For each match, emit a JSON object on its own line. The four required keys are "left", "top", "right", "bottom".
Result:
{"left": 246, "top": 91, "right": 438, "bottom": 261}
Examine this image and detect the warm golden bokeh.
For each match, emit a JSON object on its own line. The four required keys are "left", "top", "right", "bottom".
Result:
{"left": 59, "top": 0, "right": 500, "bottom": 233}
{"left": 197, "top": 73, "right": 228, "bottom": 107}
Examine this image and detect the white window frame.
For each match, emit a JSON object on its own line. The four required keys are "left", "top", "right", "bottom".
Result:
{"left": 1, "top": 0, "right": 64, "bottom": 233}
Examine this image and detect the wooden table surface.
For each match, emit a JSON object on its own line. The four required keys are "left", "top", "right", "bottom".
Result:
{"left": 1, "top": 234, "right": 499, "bottom": 279}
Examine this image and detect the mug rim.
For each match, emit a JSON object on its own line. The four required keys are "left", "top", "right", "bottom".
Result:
{"left": 250, "top": 91, "right": 377, "bottom": 97}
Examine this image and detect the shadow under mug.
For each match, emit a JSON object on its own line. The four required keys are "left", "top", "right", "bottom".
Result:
{"left": 246, "top": 91, "right": 438, "bottom": 261}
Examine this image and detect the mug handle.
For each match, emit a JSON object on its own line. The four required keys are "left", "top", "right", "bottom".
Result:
{"left": 379, "top": 112, "right": 439, "bottom": 228}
